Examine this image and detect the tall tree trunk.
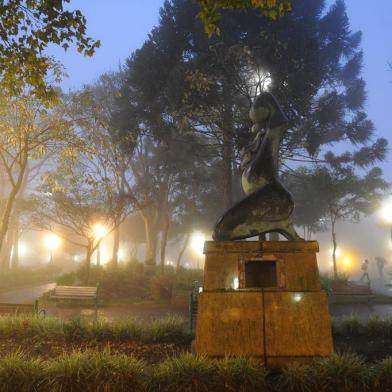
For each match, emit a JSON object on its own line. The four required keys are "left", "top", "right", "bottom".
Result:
{"left": 0, "top": 231, "right": 13, "bottom": 272}
{"left": 221, "top": 89, "right": 233, "bottom": 210}
{"left": 159, "top": 176, "right": 170, "bottom": 275}
{"left": 96, "top": 241, "right": 101, "bottom": 267}
{"left": 160, "top": 215, "right": 170, "bottom": 276}
{"left": 85, "top": 244, "right": 93, "bottom": 285}
{"left": 11, "top": 216, "right": 19, "bottom": 269}
{"left": 331, "top": 219, "right": 338, "bottom": 279}
{"left": 111, "top": 225, "right": 120, "bottom": 269}
{"left": 0, "top": 153, "right": 28, "bottom": 255}
{"left": 143, "top": 213, "right": 158, "bottom": 266}
{"left": 176, "top": 233, "right": 190, "bottom": 273}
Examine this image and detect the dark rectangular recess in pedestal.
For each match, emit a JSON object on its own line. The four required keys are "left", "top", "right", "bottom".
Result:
{"left": 245, "top": 260, "right": 277, "bottom": 288}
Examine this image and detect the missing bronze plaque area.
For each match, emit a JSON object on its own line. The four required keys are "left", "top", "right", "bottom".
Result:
{"left": 245, "top": 260, "right": 277, "bottom": 288}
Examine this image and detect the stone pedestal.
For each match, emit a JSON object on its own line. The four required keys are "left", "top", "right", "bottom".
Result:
{"left": 195, "top": 241, "right": 333, "bottom": 367}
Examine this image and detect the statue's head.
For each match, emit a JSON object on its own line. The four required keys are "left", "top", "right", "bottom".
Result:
{"left": 249, "top": 92, "right": 287, "bottom": 128}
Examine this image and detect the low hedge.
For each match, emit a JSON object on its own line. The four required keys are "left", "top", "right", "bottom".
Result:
{"left": 0, "top": 351, "right": 390, "bottom": 392}
{"left": 332, "top": 315, "right": 392, "bottom": 338}
{"left": 3, "top": 314, "right": 392, "bottom": 344}
{"left": 0, "top": 315, "right": 192, "bottom": 344}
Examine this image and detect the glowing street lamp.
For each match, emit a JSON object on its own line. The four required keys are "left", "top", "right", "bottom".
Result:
{"left": 93, "top": 223, "right": 108, "bottom": 239}
{"left": 18, "top": 242, "right": 27, "bottom": 257}
{"left": 330, "top": 247, "right": 342, "bottom": 258}
{"left": 93, "top": 223, "right": 108, "bottom": 267}
{"left": 45, "top": 233, "right": 61, "bottom": 264}
{"left": 191, "top": 231, "right": 205, "bottom": 269}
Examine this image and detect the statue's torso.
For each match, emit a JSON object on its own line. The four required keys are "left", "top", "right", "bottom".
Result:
{"left": 241, "top": 126, "right": 284, "bottom": 195}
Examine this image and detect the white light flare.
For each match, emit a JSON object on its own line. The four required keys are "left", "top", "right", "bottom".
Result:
{"left": 191, "top": 232, "right": 205, "bottom": 256}
{"left": 292, "top": 293, "right": 303, "bottom": 303}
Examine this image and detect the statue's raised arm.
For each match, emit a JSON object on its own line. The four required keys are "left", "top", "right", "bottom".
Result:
{"left": 213, "top": 92, "right": 302, "bottom": 241}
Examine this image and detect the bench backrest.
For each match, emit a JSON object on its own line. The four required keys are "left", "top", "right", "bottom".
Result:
{"left": 54, "top": 285, "right": 97, "bottom": 298}
{"left": 331, "top": 282, "right": 372, "bottom": 295}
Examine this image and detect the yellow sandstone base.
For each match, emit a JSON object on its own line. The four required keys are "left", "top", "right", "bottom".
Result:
{"left": 194, "top": 241, "right": 333, "bottom": 367}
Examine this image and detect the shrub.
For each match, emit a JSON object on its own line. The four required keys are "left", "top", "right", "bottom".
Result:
{"left": 372, "top": 357, "right": 392, "bottom": 392}
{"left": 0, "top": 351, "right": 47, "bottom": 392}
{"left": 0, "top": 315, "right": 190, "bottom": 344}
{"left": 111, "top": 318, "right": 144, "bottom": 341}
{"left": 320, "top": 273, "right": 349, "bottom": 291}
{"left": 173, "top": 268, "right": 203, "bottom": 291}
{"left": 150, "top": 275, "right": 174, "bottom": 301}
{"left": 63, "top": 318, "right": 90, "bottom": 342}
{"left": 333, "top": 315, "right": 392, "bottom": 338}
{"left": 47, "top": 350, "right": 146, "bottom": 392}
{"left": 313, "top": 352, "right": 370, "bottom": 392}
{"left": 338, "top": 315, "right": 363, "bottom": 336}
{"left": 146, "top": 316, "right": 191, "bottom": 344}
{"left": 57, "top": 271, "right": 76, "bottom": 285}
{"left": 216, "top": 357, "right": 268, "bottom": 392}
{"left": 88, "top": 319, "right": 115, "bottom": 341}
{"left": 364, "top": 316, "right": 392, "bottom": 338}
{"left": 0, "top": 315, "right": 63, "bottom": 339}
{"left": 277, "top": 362, "right": 315, "bottom": 392}
{"left": 153, "top": 353, "right": 219, "bottom": 392}
{"left": 56, "top": 261, "right": 203, "bottom": 301}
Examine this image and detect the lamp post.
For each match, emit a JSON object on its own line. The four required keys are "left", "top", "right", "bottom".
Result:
{"left": 45, "top": 234, "right": 61, "bottom": 264}
{"left": 93, "top": 224, "right": 108, "bottom": 267}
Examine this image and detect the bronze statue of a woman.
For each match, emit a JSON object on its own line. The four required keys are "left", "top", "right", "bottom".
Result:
{"left": 213, "top": 92, "right": 302, "bottom": 241}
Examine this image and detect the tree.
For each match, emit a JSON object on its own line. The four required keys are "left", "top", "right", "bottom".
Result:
{"left": 34, "top": 121, "right": 135, "bottom": 284}
{"left": 283, "top": 168, "right": 328, "bottom": 240}
{"left": 76, "top": 73, "right": 140, "bottom": 269}
{"left": 126, "top": 130, "right": 219, "bottom": 270}
{"left": 0, "top": 91, "right": 73, "bottom": 263}
{"left": 0, "top": 0, "right": 100, "bottom": 95}
{"left": 114, "top": 41, "right": 223, "bottom": 267}
{"left": 288, "top": 158, "right": 388, "bottom": 278}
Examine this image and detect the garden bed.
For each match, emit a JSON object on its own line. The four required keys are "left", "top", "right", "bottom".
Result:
{"left": 0, "top": 351, "right": 390, "bottom": 392}
{"left": 0, "top": 315, "right": 391, "bottom": 391}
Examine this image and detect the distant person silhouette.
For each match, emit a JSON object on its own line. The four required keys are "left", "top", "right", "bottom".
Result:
{"left": 360, "top": 259, "right": 370, "bottom": 286}
{"left": 375, "top": 256, "right": 387, "bottom": 279}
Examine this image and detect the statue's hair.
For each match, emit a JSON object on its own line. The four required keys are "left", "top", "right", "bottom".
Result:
{"left": 252, "top": 92, "right": 288, "bottom": 128}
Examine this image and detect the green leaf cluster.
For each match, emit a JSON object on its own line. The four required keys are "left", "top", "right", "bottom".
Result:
{"left": 197, "top": 0, "right": 292, "bottom": 36}
{"left": 0, "top": 0, "right": 100, "bottom": 96}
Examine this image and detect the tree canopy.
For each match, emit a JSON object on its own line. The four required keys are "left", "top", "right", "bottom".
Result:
{"left": 0, "top": 0, "right": 100, "bottom": 95}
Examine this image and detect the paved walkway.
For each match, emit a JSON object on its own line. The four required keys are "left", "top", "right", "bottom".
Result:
{"left": 0, "top": 283, "right": 391, "bottom": 321}
{"left": 0, "top": 282, "right": 55, "bottom": 303}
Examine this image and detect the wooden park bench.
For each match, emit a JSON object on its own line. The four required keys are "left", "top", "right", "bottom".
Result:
{"left": 50, "top": 285, "right": 99, "bottom": 308}
{"left": 0, "top": 300, "right": 45, "bottom": 316}
{"left": 327, "top": 281, "right": 374, "bottom": 303}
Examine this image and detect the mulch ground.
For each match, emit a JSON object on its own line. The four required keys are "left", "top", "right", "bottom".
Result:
{"left": 333, "top": 335, "right": 392, "bottom": 362}
{"left": 0, "top": 335, "right": 390, "bottom": 363}
{"left": 0, "top": 337, "right": 189, "bottom": 364}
